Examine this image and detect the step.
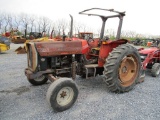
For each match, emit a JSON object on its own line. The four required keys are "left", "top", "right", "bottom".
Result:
{"left": 84, "top": 64, "right": 98, "bottom": 68}
{"left": 84, "top": 64, "right": 98, "bottom": 79}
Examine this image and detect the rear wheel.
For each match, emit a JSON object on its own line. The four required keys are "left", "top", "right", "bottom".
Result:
{"left": 27, "top": 75, "right": 48, "bottom": 85}
{"left": 103, "top": 44, "right": 141, "bottom": 93}
{"left": 46, "top": 78, "right": 78, "bottom": 112}
{"left": 151, "top": 63, "right": 160, "bottom": 77}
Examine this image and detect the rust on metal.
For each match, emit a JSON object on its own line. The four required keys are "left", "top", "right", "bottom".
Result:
{"left": 35, "top": 41, "right": 82, "bottom": 56}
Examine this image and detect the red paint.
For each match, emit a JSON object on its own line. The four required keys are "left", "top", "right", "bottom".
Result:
{"left": 98, "top": 39, "right": 128, "bottom": 67}
{"left": 81, "top": 40, "right": 89, "bottom": 54}
{"left": 35, "top": 40, "right": 89, "bottom": 56}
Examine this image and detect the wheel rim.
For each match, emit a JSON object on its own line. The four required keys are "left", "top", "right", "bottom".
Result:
{"left": 119, "top": 55, "right": 139, "bottom": 87}
{"left": 34, "top": 75, "right": 45, "bottom": 82}
{"left": 56, "top": 87, "right": 74, "bottom": 106}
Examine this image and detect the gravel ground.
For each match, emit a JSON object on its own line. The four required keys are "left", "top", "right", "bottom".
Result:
{"left": 0, "top": 43, "right": 160, "bottom": 120}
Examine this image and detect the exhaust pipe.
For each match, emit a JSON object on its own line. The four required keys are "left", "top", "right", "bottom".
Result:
{"left": 69, "top": 14, "right": 73, "bottom": 38}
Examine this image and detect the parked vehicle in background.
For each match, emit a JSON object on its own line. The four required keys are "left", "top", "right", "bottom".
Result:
{"left": 139, "top": 43, "right": 160, "bottom": 77}
{"left": 132, "top": 38, "right": 143, "bottom": 46}
{"left": 0, "top": 36, "right": 10, "bottom": 53}
{"left": 131, "top": 38, "right": 160, "bottom": 47}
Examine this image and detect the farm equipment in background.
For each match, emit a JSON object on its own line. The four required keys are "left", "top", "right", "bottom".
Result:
{"left": 24, "top": 8, "right": 143, "bottom": 112}
{"left": 11, "top": 35, "right": 26, "bottom": 44}
{"left": 146, "top": 38, "right": 160, "bottom": 47}
{"left": 9, "top": 29, "right": 27, "bottom": 44}
{"left": 140, "top": 38, "right": 158, "bottom": 47}
{"left": 14, "top": 31, "right": 46, "bottom": 54}
{"left": 74, "top": 32, "right": 93, "bottom": 39}
{"left": 6, "top": 29, "right": 43, "bottom": 45}
{"left": 15, "top": 37, "right": 49, "bottom": 54}
{"left": 0, "top": 36, "right": 10, "bottom": 53}
{"left": 131, "top": 38, "right": 160, "bottom": 47}
{"left": 139, "top": 44, "right": 160, "bottom": 77}
{"left": 29, "top": 32, "right": 42, "bottom": 40}
{"left": 1, "top": 29, "right": 26, "bottom": 44}
{"left": 132, "top": 38, "right": 143, "bottom": 46}
{"left": 145, "top": 39, "right": 155, "bottom": 47}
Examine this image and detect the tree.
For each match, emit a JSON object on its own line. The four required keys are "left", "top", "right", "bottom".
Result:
{"left": 13, "top": 14, "right": 21, "bottom": 30}
{"left": 73, "top": 21, "right": 82, "bottom": 35}
{"left": 20, "top": 13, "right": 30, "bottom": 37}
{"left": 3, "top": 13, "right": 11, "bottom": 32}
{"left": 55, "top": 18, "right": 68, "bottom": 36}
{"left": 37, "top": 17, "right": 41, "bottom": 33}
{"left": 81, "top": 23, "right": 87, "bottom": 32}
{"left": 8, "top": 14, "right": 13, "bottom": 31}
{"left": 0, "top": 12, "right": 4, "bottom": 33}
{"left": 29, "top": 15, "right": 36, "bottom": 32}
{"left": 40, "top": 16, "right": 51, "bottom": 34}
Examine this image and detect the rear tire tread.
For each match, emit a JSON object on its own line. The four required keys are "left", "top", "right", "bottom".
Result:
{"left": 103, "top": 44, "right": 141, "bottom": 93}
{"left": 151, "top": 63, "right": 160, "bottom": 77}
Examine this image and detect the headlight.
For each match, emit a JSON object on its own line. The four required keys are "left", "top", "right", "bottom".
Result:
{"left": 140, "top": 54, "right": 147, "bottom": 62}
{"left": 140, "top": 56, "right": 146, "bottom": 59}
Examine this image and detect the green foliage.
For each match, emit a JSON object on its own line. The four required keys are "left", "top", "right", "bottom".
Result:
{"left": 110, "top": 36, "right": 116, "bottom": 40}
{"left": 17, "top": 31, "right": 22, "bottom": 35}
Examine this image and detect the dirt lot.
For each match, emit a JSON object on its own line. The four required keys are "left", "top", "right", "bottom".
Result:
{"left": 0, "top": 43, "right": 160, "bottom": 120}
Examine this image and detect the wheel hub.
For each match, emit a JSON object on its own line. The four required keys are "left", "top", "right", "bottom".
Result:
{"left": 122, "top": 66, "right": 127, "bottom": 73}
{"left": 56, "top": 87, "right": 74, "bottom": 106}
{"left": 60, "top": 91, "right": 67, "bottom": 98}
{"left": 119, "top": 56, "right": 138, "bottom": 87}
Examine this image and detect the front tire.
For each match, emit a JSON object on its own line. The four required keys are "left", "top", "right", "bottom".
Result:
{"left": 103, "top": 44, "right": 141, "bottom": 93}
{"left": 151, "top": 63, "right": 160, "bottom": 77}
{"left": 46, "top": 78, "right": 78, "bottom": 112}
{"left": 27, "top": 75, "right": 48, "bottom": 85}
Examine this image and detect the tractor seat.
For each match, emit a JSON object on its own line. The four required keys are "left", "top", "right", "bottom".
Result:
{"left": 89, "top": 47, "right": 100, "bottom": 56}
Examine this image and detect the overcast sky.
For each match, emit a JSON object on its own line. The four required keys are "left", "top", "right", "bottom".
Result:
{"left": 0, "top": 0, "right": 160, "bottom": 35}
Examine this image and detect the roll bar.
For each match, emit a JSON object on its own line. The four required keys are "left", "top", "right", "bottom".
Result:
{"left": 79, "top": 8, "right": 125, "bottom": 40}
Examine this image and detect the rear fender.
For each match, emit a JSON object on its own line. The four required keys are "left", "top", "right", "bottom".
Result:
{"left": 98, "top": 39, "right": 128, "bottom": 67}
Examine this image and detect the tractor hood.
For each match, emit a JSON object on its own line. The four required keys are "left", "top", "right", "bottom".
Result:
{"left": 139, "top": 47, "right": 159, "bottom": 54}
{"left": 34, "top": 40, "right": 89, "bottom": 56}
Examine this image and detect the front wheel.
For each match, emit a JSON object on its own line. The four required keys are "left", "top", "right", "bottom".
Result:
{"left": 46, "top": 78, "right": 78, "bottom": 112}
{"left": 103, "top": 44, "right": 141, "bottom": 93}
{"left": 151, "top": 63, "right": 160, "bottom": 77}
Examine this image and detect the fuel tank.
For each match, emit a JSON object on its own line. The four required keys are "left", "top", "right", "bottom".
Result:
{"left": 34, "top": 40, "right": 89, "bottom": 56}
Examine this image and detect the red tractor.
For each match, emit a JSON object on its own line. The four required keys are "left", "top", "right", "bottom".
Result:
{"left": 139, "top": 45, "right": 160, "bottom": 77}
{"left": 25, "top": 8, "right": 142, "bottom": 112}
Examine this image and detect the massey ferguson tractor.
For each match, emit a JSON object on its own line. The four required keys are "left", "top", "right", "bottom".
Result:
{"left": 25, "top": 8, "right": 142, "bottom": 112}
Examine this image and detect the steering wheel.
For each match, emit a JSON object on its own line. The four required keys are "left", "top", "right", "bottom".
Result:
{"left": 87, "top": 37, "right": 94, "bottom": 43}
